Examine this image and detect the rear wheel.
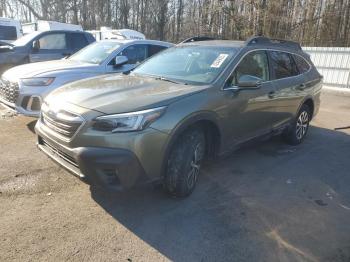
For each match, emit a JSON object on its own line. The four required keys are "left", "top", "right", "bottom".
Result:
{"left": 164, "top": 128, "right": 206, "bottom": 197}
{"left": 283, "top": 104, "right": 311, "bottom": 145}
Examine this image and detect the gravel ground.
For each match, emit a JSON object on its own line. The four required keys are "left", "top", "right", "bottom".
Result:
{"left": 0, "top": 90, "right": 350, "bottom": 262}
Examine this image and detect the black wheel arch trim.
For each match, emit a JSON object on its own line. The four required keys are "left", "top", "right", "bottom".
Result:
{"left": 160, "top": 111, "right": 222, "bottom": 178}
{"left": 297, "top": 95, "right": 315, "bottom": 119}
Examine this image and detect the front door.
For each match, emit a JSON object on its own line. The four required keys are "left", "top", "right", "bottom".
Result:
{"left": 29, "top": 32, "right": 69, "bottom": 62}
{"left": 116, "top": 44, "right": 148, "bottom": 72}
{"left": 221, "top": 50, "right": 278, "bottom": 146}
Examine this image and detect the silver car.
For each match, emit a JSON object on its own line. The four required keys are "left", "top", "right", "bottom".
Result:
{"left": 0, "top": 39, "right": 173, "bottom": 117}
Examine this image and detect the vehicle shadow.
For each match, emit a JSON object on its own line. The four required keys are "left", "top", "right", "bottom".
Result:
{"left": 90, "top": 126, "right": 350, "bottom": 262}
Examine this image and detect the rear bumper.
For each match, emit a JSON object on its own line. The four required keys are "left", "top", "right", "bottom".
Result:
{"left": 37, "top": 135, "right": 146, "bottom": 191}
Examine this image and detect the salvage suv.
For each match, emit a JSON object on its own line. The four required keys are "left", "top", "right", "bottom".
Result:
{"left": 35, "top": 36, "right": 322, "bottom": 197}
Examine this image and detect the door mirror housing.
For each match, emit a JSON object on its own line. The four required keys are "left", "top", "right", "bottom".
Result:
{"left": 32, "top": 40, "right": 40, "bottom": 51}
{"left": 0, "top": 45, "right": 14, "bottom": 52}
{"left": 237, "top": 75, "right": 262, "bottom": 88}
{"left": 113, "top": 56, "right": 128, "bottom": 68}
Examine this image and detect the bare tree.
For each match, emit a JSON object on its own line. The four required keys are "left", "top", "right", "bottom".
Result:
{"left": 4, "top": 0, "right": 350, "bottom": 46}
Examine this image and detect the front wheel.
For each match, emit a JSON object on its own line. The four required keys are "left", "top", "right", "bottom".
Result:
{"left": 164, "top": 128, "right": 206, "bottom": 197}
{"left": 283, "top": 104, "right": 311, "bottom": 145}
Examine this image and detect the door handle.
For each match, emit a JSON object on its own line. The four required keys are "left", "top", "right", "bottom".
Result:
{"left": 268, "top": 91, "right": 275, "bottom": 99}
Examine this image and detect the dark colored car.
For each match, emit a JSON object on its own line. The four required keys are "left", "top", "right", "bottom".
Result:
{"left": 0, "top": 30, "right": 95, "bottom": 74}
{"left": 35, "top": 36, "right": 323, "bottom": 197}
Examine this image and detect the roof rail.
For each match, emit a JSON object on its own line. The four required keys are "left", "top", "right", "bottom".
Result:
{"left": 180, "top": 36, "right": 215, "bottom": 44}
{"left": 245, "top": 36, "right": 301, "bottom": 50}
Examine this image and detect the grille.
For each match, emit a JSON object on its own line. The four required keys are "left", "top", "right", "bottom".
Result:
{"left": 0, "top": 79, "right": 19, "bottom": 104}
{"left": 41, "top": 110, "right": 84, "bottom": 139}
{"left": 41, "top": 138, "right": 78, "bottom": 167}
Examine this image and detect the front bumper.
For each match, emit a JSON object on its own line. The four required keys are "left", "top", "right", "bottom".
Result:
{"left": 37, "top": 135, "right": 146, "bottom": 191}
{"left": 0, "top": 95, "right": 42, "bottom": 117}
{"left": 0, "top": 82, "right": 45, "bottom": 117}
{"left": 35, "top": 116, "right": 169, "bottom": 190}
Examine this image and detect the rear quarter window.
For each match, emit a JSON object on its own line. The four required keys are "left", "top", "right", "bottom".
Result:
{"left": 293, "top": 55, "right": 311, "bottom": 74}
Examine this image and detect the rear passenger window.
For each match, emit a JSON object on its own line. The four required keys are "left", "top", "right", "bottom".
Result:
{"left": 69, "top": 33, "right": 88, "bottom": 51}
{"left": 0, "top": 25, "right": 17, "bottom": 40}
{"left": 270, "top": 51, "right": 298, "bottom": 79}
{"left": 148, "top": 45, "right": 167, "bottom": 57}
{"left": 230, "top": 50, "right": 269, "bottom": 85}
{"left": 293, "top": 55, "right": 310, "bottom": 74}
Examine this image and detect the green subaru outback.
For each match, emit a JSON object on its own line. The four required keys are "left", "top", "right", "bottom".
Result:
{"left": 35, "top": 36, "right": 322, "bottom": 197}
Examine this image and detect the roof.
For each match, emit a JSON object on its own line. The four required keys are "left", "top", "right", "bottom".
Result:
{"left": 178, "top": 36, "right": 304, "bottom": 53}
{"left": 98, "top": 39, "right": 174, "bottom": 46}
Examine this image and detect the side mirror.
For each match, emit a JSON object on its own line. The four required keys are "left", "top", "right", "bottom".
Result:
{"left": 113, "top": 56, "right": 128, "bottom": 68}
{"left": 0, "top": 45, "right": 14, "bottom": 52}
{"left": 32, "top": 40, "right": 40, "bottom": 51}
{"left": 237, "top": 75, "right": 262, "bottom": 88}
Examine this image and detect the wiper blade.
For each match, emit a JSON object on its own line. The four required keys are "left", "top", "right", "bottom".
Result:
{"left": 155, "top": 76, "right": 187, "bottom": 85}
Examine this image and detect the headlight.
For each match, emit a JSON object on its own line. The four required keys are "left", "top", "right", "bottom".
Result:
{"left": 21, "top": 77, "right": 55, "bottom": 86}
{"left": 92, "top": 107, "right": 166, "bottom": 133}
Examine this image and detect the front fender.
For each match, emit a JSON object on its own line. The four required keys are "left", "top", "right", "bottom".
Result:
{"left": 157, "top": 110, "right": 222, "bottom": 179}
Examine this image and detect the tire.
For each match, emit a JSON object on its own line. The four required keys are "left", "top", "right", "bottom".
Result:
{"left": 164, "top": 128, "right": 206, "bottom": 197}
{"left": 283, "top": 104, "right": 311, "bottom": 145}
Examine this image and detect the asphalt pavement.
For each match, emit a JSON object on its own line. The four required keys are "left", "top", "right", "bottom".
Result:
{"left": 0, "top": 89, "right": 349, "bottom": 262}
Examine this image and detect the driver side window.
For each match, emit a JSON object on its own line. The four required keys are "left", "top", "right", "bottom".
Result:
{"left": 37, "top": 33, "right": 67, "bottom": 50}
{"left": 118, "top": 44, "right": 148, "bottom": 64}
{"left": 230, "top": 51, "right": 269, "bottom": 86}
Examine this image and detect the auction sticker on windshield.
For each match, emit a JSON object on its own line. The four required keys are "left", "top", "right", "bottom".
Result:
{"left": 211, "top": 54, "right": 229, "bottom": 68}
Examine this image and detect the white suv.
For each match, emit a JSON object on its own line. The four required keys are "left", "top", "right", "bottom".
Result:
{"left": 0, "top": 39, "right": 173, "bottom": 117}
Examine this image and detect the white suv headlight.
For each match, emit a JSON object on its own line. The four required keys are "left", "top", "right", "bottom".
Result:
{"left": 21, "top": 77, "right": 55, "bottom": 86}
{"left": 92, "top": 107, "right": 166, "bottom": 133}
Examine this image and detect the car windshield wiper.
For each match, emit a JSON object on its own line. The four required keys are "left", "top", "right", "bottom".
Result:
{"left": 154, "top": 76, "right": 188, "bottom": 85}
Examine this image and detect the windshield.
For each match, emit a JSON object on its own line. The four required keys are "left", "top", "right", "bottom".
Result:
{"left": 12, "top": 31, "right": 41, "bottom": 46}
{"left": 69, "top": 41, "right": 121, "bottom": 64}
{"left": 133, "top": 45, "right": 238, "bottom": 85}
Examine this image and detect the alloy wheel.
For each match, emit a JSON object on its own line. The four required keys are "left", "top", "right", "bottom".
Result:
{"left": 296, "top": 111, "right": 309, "bottom": 140}
{"left": 187, "top": 143, "right": 203, "bottom": 189}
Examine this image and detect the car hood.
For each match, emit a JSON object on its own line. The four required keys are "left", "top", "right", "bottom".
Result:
{"left": 46, "top": 74, "right": 209, "bottom": 114}
{"left": 2, "top": 60, "right": 99, "bottom": 82}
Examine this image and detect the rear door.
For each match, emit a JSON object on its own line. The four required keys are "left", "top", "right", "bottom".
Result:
{"left": 268, "top": 51, "right": 306, "bottom": 127}
{"left": 222, "top": 50, "right": 278, "bottom": 143}
{"left": 29, "top": 32, "right": 69, "bottom": 62}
